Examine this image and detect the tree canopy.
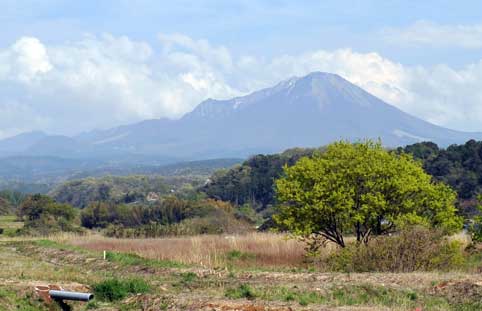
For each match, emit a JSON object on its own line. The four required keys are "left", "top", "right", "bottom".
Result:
{"left": 398, "top": 140, "right": 482, "bottom": 216}
{"left": 18, "top": 194, "right": 79, "bottom": 235}
{"left": 275, "top": 141, "right": 462, "bottom": 247}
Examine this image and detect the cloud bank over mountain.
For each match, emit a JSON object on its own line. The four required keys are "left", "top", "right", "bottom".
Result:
{"left": 1, "top": 33, "right": 482, "bottom": 138}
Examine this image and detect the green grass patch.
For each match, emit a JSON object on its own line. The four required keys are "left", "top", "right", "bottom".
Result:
{"left": 0, "top": 286, "right": 47, "bottom": 310}
{"left": 223, "top": 283, "right": 459, "bottom": 308}
{"left": 173, "top": 271, "right": 200, "bottom": 289}
{"left": 105, "top": 251, "right": 187, "bottom": 269}
{"left": 93, "top": 277, "right": 150, "bottom": 301}
{"left": 35, "top": 239, "right": 86, "bottom": 253}
{"left": 326, "top": 284, "right": 451, "bottom": 309}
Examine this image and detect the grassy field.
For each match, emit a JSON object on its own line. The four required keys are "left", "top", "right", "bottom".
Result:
{"left": 0, "top": 219, "right": 481, "bottom": 310}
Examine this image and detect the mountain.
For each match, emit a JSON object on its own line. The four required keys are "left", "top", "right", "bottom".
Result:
{"left": 73, "top": 72, "right": 482, "bottom": 157}
{"left": 2, "top": 72, "right": 482, "bottom": 161}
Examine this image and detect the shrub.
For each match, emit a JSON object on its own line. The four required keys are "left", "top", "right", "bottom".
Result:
{"left": 93, "top": 279, "right": 126, "bottom": 301}
{"left": 325, "top": 227, "right": 466, "bottom": 272}
{"left": 225, "top": 284, "right": 257, "bottom": 300}
{"left": 17, "top": 194, "right": 80, "bottom": 235}
{"left": 123, "top": 278, "right": 150, "bottom": 294}
{"left": 93, "top": 277, "right": 150, "bottom": 301}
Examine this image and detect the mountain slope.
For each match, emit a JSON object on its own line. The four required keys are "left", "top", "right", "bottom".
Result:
{"left": 2, "top": 72, "right": 482, "bottom": 160}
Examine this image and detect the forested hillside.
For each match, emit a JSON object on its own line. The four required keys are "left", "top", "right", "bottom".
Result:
{"left": 398, "top": 140, "right": 482, "bottom": 216}
{"left": 202, "top": 147, "right": 322, "bottom": 212}
{"left": 49, "top": 175, "right": 203, "bottom": 208}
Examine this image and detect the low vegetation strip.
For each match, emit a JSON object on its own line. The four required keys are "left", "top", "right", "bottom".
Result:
{"left": 104, "top": 250, "right": 187, "bottom": 269}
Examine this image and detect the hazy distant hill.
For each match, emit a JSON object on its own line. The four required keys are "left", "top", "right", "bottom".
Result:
{"left": 0, "top": 157, "right": 241, "bottom": 188}
{"left": 0, "top": 131, "right": 48, "bottom": 156}
{"left": 2, "top": 71, "right": 482, "bottom": 161}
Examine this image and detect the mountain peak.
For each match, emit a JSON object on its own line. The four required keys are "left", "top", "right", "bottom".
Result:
{"left": 303, "top": 71, "right": 343, "bottom": 80}
{"left": 272, "top": 71, "right": 344, "bottom": 90}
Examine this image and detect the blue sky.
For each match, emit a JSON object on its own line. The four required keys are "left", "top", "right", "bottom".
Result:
{"left": 3, "top": 1, "right": 482, "bottom": 65}
{"left": 1, "top": 0, "right": 482, "bottom": 137}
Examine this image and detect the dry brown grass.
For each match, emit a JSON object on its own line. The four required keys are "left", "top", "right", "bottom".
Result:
{"left": 66, "top": 233, "right": 315, "bottom": 268}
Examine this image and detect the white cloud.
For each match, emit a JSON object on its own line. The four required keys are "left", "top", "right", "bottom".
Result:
{"left": 383, "top": 20, "right": 482, "bottom": 49}
{"left": 1, "top": 33, "right": 482, "bottom": 139}
{"left": 0, "top": 34, "right": 242, "bottom": 138}
{"left": 0, "top": 37, "right": 52, "bottom": 82}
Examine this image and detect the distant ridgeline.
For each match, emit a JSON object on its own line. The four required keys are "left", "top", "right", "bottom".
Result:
{"left": 202, "top": 140, "right": 482, "bottom": 217}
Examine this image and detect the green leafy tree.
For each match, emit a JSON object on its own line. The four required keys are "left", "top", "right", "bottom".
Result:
{"left": 275, "top": 140, "right": 462, "bottom": 248}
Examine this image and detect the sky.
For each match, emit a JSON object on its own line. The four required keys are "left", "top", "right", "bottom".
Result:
{"left": 1, "top": 0, "right": 482, "bottom": 138}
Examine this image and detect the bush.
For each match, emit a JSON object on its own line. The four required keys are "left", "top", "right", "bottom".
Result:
{"left": 468, "top": 207, "right": 482, "bottom": 243}
{"left": 17, "top": 194, "right": 81, "bottom": 235}
{"left": 325, "top": 227, "right": 466, "bottom": 272}
{"left": 93, "top": 277, "right": 150, "bottom": 301}
{"left": 93, "top": 279, "right": 126, "bottom": 301}
{"left": 225, "top": 284, "right": 257, "bottom": 300}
